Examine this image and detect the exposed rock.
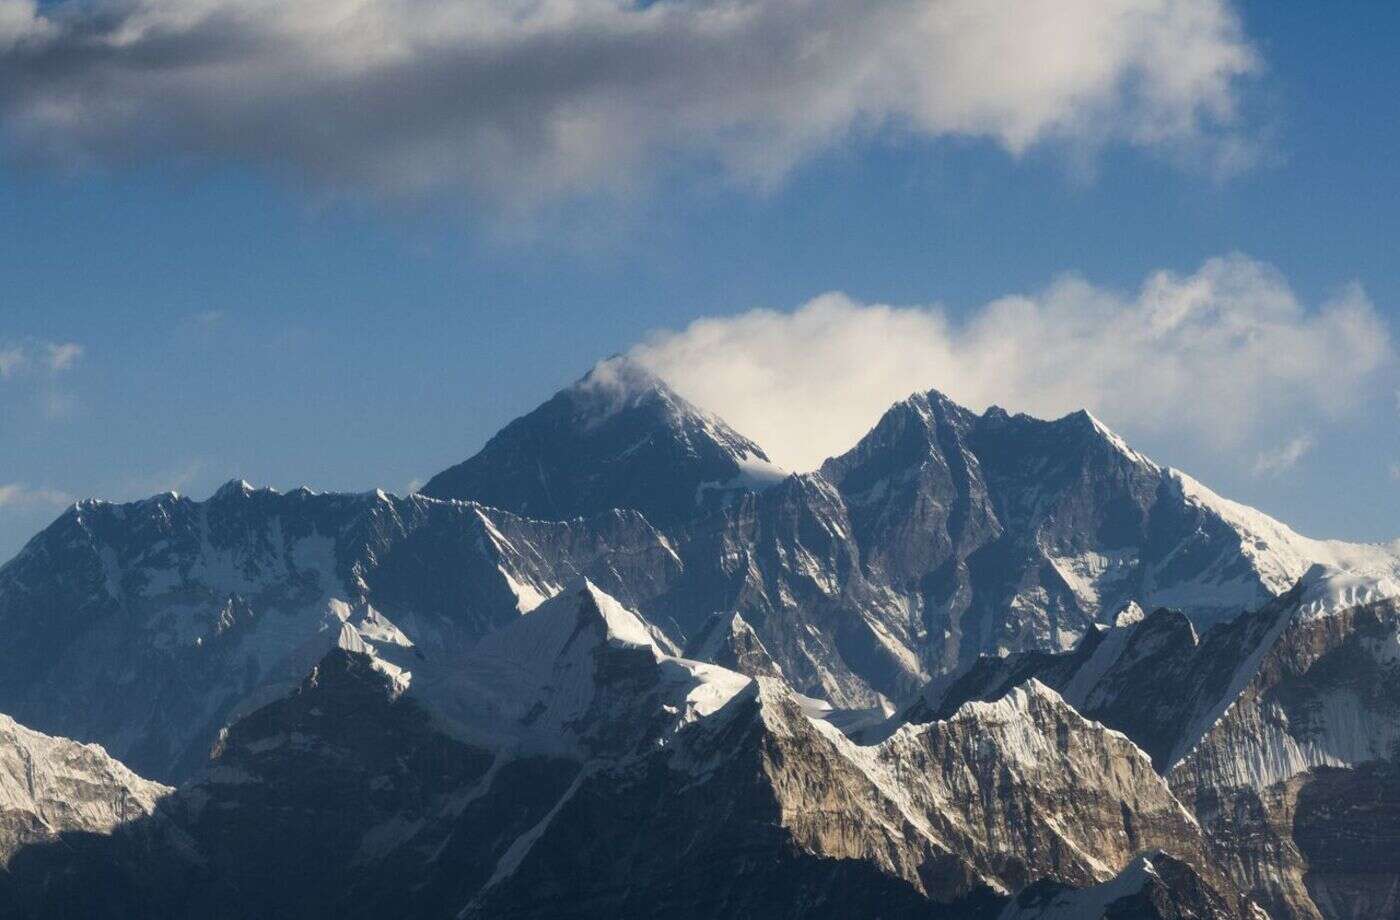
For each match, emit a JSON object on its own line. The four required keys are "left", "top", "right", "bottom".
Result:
{"left": 1000, "top": 850, "right": 1259, "bottom": 919}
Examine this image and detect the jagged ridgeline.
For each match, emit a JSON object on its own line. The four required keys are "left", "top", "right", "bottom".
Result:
{"left": 1, "top": 357, "right": 1398, "bottom": 919}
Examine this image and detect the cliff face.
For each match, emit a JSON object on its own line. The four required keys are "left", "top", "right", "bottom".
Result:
{"left": 0, "top": 713, "right": 170, "bottom": 861}
{"left": 1168, "top": 597, "right": 1400, "bottom": 920}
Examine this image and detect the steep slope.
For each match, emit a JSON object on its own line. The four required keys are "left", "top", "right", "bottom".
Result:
{"left": 469, "top": 672, "right": 1223, "bottom": 917}
{"left": 822, "top": 393, "right": 1400, "bottom": 676}
{"left": 0, "top": 483, "right": 682, "bottom": 782}
{"left": 1, "top": 586, "right": 1240, "bottom": 920}
{"left": 660, "top": 390, "right": 1399, "bottom": 709}
{"left": 903, "top": 568, "right": 1400, "bottom": 920}
{"left": 414, "top": 374, "right": 1400, "bottom": 710}
{"left": 999, "top": 851, "right": 1258, "bottom": 920}
{"left": 415, "top": 580, "right": 752, "bottom": 759}
{"left": 0, "top": 714, "right": 170, "bottom": 862}
{"left": 1167, "top": 578, "right": 1400, "bottom": 920}
{"left": 422, "top": 358, "right": 786, "bottom": 527}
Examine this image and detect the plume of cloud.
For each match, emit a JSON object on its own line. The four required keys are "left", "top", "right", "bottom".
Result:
{"left": 44, "top": 342, "right": 82, "bottom": 371}
{"left": 630, "top": 254, "right": 1393, "bottom": 471}
{"left": 0, "top": 0, "right": 1257, "bottom": 202}
{"left": 1252, "top": 435, "right": 1315, "bottom": 477}
{"left": 0, "top": 483, "right": 72, "bottom": 508}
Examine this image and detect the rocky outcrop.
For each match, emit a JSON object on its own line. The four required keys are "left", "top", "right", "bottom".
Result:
{"left": 0, "top": 714, "right": 170, "bottom": 862}
{"left": 906, "top": 570, "right": 1400, "bottom": 920}
{"left": 999, "top": 850, "right": 1260, "bottom": 919}
{"left": 1168, "top": 595, "right": 1400, "bottom": 920}
{"left": 466, "top": 667, "right": 1225, "bottom": 916}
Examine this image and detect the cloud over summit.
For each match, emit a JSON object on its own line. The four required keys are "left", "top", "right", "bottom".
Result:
{"left": 0, "top": 0, "right": 1257, "bottom": 201}
{"left": 630, "top": 255, "right": 1393, "bottom": 472}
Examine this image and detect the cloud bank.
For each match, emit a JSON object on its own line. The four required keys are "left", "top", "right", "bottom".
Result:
{"left": 631, "top": 255, "right": 1393, "bottom": 471}
{"left": 0, "top": 0, "right": 1256, "bottom": 201}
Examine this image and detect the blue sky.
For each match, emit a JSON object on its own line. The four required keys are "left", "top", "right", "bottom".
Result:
{"left": 1, "top": 0, "right": 1398, "bottom": 560}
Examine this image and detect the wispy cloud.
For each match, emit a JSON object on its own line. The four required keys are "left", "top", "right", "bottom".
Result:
{"left": 44, "top": 341, "right": 82, "bottom": 371}
{"left": 632, "top": 254, "right": 1392, "bottom": 471}
{"left": 120, "top": 460, "right": 207, "bottom": 499}
{"left": 0, "top": 345, "right": 24, "bottom": 378}
{"left": 1252, "top": 435, "right": 1316, "bottom": 477}
{"left": 0, "top": 483, "right": 72, "bottom": 509}
{"left": 0, "top": 339, "right": 84, "bottom": 377}
{"left": 0, "top": 0, "right": 1258, "bottom": 205}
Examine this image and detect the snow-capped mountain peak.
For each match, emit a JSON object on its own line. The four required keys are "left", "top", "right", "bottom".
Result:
{"left": 422, "top": 357, "right": 784, "bottom": 527}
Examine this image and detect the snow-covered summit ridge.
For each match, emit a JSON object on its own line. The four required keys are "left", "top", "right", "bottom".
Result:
{"left": 1171, "top": 470, "right": 1400, "bottom": 596}
{"left": 416, "top": 580, "right": 750, "bottom": 757}
{"left": 1294, "top": 563, "right": 1400, "bottom": 619}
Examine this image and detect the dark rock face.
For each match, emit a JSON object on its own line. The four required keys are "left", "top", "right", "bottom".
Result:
{"left": 1292, "top": 762, "right": 1400, "bottom": 918}
{"left": 1167, "top": 598, "right": 1400, "bottom": 920}
{"left": 423, "top": 359, "right": 782, "bottom": 528}
{"left": 0, "top": 485, "right": 680, "bottom": 782}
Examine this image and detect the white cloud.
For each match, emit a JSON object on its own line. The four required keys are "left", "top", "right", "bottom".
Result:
{"left": 0, "top": 339, "right": 83, "bottom": 377}
{"left": 1252, "top": 435, "right": 1315, "bottom": 477}
{"left": 44, "top": 341, "right": 82, "bottom": 371}
{"left": 0, "top": 345, "right": 23, "bottom": 378}
{"left": 121, "top": 460, "right": 206, "bottom": 499}
{"left": 0, "top": 0, "right": 1257, "bottom": 202}
{"left": 0, "top": 483, "right": 72, "bottom": 509}
{"left": 631, "top": 254, "right": 1393, "bottom": 471}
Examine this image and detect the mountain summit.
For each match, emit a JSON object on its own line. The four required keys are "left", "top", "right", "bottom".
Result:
{"left": 422, "top": 357, "right": 786, "bottom": 527}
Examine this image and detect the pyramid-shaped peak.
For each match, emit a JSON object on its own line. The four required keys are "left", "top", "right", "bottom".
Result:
{"left": 210, "top": 478, "right": 258, "bottom": 501}
{"left": 573, "top": 355, "right": 671, "bottom": 401}
{"left": 421, "top": 357, "right": 781, "bottom": 527}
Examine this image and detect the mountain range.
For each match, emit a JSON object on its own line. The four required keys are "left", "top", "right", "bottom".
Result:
{"left": 1, "top": 356, "right": 1397, "bottom": 919}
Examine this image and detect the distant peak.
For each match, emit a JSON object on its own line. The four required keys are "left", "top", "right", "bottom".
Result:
{"left": 567, "top": 356, "right": 682, "bottom": 419}
{"left": 574, "top": 578, "right": 660, "bottom": 651}
{"left": 211, "top": 478, "right": 256, "bottom": 501}
{"left": 421, "top": 354, "right": 774, "bottom": 525}
{"left": 576, "top": 354, "right": 667, "bottom": 395}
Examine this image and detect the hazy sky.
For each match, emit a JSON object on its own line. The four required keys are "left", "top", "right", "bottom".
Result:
{"left": 2, "top": 0, "right": 1398, "bottom": 560}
